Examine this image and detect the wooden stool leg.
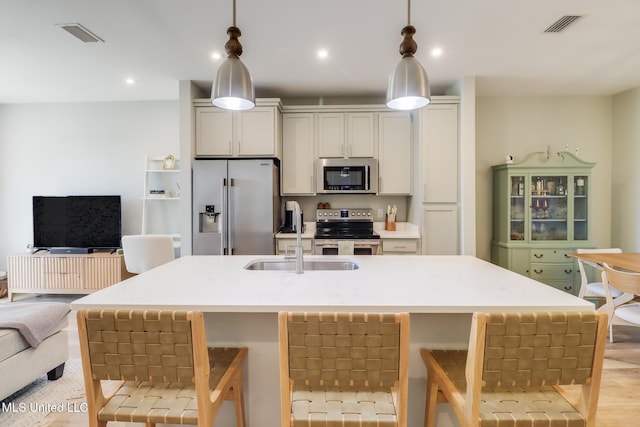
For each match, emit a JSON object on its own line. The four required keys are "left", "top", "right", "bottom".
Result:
{"left": 424, "top": 375, "right": 439, "bottom": 427}
{"left": 233, "top": 377, "right": 246, "bottom": 427}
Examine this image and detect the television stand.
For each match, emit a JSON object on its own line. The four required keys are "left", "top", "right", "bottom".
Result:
{"left": 6, "top": 252, "right": 133, "bottom": 301}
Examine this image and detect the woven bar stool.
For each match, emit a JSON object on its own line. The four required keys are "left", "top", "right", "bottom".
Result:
{"left": 278, "top": 312, "right": 410, "bottom": 427}
{"left": 421, "top": 311, "right": 608, "bottom": 427}
{"left": 77, "top": 309, "right": 247, "bottom": 427}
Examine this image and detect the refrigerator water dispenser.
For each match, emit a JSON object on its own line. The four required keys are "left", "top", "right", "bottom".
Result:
{"left": 199, "top": 205, "right": 220, "bottom": 233}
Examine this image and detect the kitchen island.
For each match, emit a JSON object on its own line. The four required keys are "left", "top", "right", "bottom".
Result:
{"left": 72, "top": 255, "right": 593, "bottom": 427}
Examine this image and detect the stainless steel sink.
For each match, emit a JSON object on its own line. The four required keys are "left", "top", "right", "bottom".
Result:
{"left": 244, "top": 258, "right": 359, "bottom": 271}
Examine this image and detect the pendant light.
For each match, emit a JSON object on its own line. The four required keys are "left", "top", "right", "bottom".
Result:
{"left": 211, "top": 0, "right": 255, "bottom": 110}
{"left": 386, "top": 0, "right": 431, "bottom": 110}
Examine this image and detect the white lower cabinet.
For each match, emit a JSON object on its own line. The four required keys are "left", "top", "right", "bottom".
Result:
{"left": 276, "top": 238, "right": 314, "bottom": 255}
{"left": 381, "top": 239, "right": 420, "bottom": 255}
{"left": 422, "top": 205, "right": 458, "bottom": 255}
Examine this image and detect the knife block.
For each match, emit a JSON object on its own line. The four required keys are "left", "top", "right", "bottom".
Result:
{"left": 385, "top": 214, "right": 396, "bottom": 231}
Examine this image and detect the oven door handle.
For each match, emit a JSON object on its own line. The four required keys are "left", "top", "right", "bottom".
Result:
{"left": 315, "top": 242, "right": 380, "bottom": 247}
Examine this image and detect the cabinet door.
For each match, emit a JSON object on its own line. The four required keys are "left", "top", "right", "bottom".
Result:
{"left": 237, "top": 107, "right": 277, "bottom": 156}
{"left": 573, "top": 175, "right": 589, "bottom": 241}
{"left": 422, "top": 104, "right": 458, "bottom": 203}
{"left": 530, "top": 175, "right": 568, "bottom": 241}
{"left": 84, "top": 256, "right": 122, "bottom": 290}
{"left": 422, "top": 205, "right": 458, "bottom": 255}
{"left": 317, "top": 113, "right": 345, "bottom": 158}
{"left": 195, "top": 108, "right": 233, "bottom": 156}
{"left": 347, "top": 113, "right": 375, "bottom": 157}
{"left": 509, "top": 175, "right": 526, "bottom": 241}
{"left": 282, "top": 114, "right": 315, "bottom": 195}
{"left": 378, "top": 112, "right": 411, "bottom": 194}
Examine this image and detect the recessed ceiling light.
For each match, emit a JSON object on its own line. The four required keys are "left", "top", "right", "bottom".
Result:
{"left": 317, "top": 49, "right": 329, "bottom": 59}
{"left": 125, "top": 77, "right": 135, "bottom": 85}
{"left": 211, "top": 52, "right": 222, "bottom": 60}
{"left": 431, "top": 47, "right": 443, "bottom": 57}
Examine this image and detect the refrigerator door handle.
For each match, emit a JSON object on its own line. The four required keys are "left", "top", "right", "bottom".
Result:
{"left": 221, "top": 177, "right": 227, "bottom": 255}
{"left": 228, "top": 178, "right": 234, "bottom": 255}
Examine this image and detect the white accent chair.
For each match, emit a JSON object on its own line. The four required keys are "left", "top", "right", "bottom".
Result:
{"left": 602, "top": 263, "right": 640, "bottom": 342}
{"left": 576, "top": 248, "right": 632, "bottom": 308}
{"left": 121, "top": 234, "right": 175, "bottom": 274}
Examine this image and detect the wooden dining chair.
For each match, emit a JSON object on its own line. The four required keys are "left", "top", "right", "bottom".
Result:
{"left": 77, "top": 309, "right": 247, "bottom": 427}
{"left": 278, "top": 312, "right": 410, "bottom": 427}
{"left": 421, "top": 311, "right": 608, "bottom": 427}
{"left": 602, "top": 263, "right": 640, "bottom": 342}
{"left": 576, "top": 248, "right": 632, "bottom": 309}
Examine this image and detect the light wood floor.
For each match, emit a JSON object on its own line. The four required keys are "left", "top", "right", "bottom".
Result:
{"left": 8, "top": 294, "right": 640, "bottom": 426}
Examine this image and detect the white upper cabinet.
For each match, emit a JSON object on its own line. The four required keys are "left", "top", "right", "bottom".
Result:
{"left": 317, "top": 112, "right": 375, "bottom": 158}
{"left": 378, "top": 112, "right": 412, "bottom": 195}
{"left": 347, "top": 113, "right": 376, "bottom": 157}
{"left": 317, "top": 113, "right": 345, "bottom": 158}
{"left": 236, "top": 107, "right": 281, "bottom": 156}
{"left": 282, "top": 113, "right": 315, "bottom": 195}
{"left": 421, "top": 104, "right": 458, "bottom": 203}
{"left": 194, "top": 100, "right": 282, "bottom": 158}
{"left": 195, "top": 108, "right": 233, "bottom": 156}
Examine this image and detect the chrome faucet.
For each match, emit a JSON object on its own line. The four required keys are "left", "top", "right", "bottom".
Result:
{"left": 292, "top": 201, "right": 304, "bottom": 274}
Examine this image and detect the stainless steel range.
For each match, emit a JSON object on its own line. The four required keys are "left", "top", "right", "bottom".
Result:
{"left": 314, "top": 208, "right": 381, "bottom": 255}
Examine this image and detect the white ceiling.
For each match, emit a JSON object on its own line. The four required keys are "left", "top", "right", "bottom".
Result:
{"left": 2, "top": 0, "right": 640, "bottom": 103}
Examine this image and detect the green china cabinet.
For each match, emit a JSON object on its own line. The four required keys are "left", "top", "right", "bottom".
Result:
{"left": 491, "top": 150, "right": 595, "bottom": 295}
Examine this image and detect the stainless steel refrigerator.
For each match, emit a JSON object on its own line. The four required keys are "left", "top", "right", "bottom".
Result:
{"left": 192, "top": 159, "right": 280, "bottom": 255}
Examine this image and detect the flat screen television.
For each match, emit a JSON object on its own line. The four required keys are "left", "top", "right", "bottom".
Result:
{"left": 33, "top": 195, "right": 122, "bottom": 251}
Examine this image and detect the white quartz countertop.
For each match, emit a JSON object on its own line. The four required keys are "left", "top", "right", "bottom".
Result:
{"left": 72, "top": 255, "right": 592, "bottom": 314}
{"left": 374, "top": 222, "right": 420, "bottom": 239}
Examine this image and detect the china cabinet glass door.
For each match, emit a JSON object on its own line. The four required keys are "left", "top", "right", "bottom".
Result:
{"left": 573, "top": 175, "right": 588, "bottom": 240}
{"left": 530, "top": 175, "right": 568, "bottom": 241}
{"left": 509, "top": 175, "right": 525, "bottom": 241}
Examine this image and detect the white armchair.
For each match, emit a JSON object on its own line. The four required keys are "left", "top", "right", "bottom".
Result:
{"left": 121, "top": 234, "right": 175, "bottom": 274}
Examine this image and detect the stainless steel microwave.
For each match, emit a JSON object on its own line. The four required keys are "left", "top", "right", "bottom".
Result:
{"left": 316, "top": 158, "right": 378, "bottom": 194}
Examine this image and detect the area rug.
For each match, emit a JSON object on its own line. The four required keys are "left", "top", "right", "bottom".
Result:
{"left": 0, "top": 358, "right": 86, "bottom": 426}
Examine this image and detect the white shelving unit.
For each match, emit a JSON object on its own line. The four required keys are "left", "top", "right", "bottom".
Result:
{"left": 142, "top": 155, "right": 181, "bottom": 254}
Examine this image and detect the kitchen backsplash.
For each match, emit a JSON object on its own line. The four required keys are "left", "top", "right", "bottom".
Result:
{"left": 281, "top": 195, "right": 408, "bottom": 223}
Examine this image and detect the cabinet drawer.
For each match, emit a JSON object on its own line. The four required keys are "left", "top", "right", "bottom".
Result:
{"left": 42, "top": 257, "right": 83, "bottom": 289}
{"left": 544, "top": 280, "right": 577, "bottom": 296}
{"left": 382, "top": 239, "right": 418, "bottom": 254}
{"left": 530, "top": 248, "right": 574, "bottom": 263}
{"left": 277, "top": 238, "right": 313, "bottom": 252}
{"left": 529, "top": 263, "right": 574, "bottom": 280}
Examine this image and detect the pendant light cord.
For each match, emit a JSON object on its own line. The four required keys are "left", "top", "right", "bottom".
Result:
{"left": 233, "top": 0, "right": 237, "bottom": 27}
{"left": 407, "top": 0, "right": 411, "bottom": 25}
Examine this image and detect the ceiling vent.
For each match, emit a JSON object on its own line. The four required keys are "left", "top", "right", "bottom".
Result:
{"left": 57, "top": 23, "right": 104, "bottom": 43}
{"left": 543, "top": 15, "right": 582, "bottom": 33}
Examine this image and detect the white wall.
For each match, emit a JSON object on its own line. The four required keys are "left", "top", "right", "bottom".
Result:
{"left": 475, "top": 96, "right": 613, "bottom": 261}
{"left": 0, "top": 101, "right": 179, "bottom": 270}
{"left": 612, "top": 87, "right": 640, "bottom": 251}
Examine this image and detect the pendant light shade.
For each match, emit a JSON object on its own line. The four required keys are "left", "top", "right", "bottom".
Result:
{"left": 386, "top": 8, "right": 431, "bottom": 110}
{"left": 211, "top": 3, "right": 255, "bottom": 111}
